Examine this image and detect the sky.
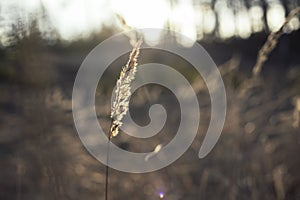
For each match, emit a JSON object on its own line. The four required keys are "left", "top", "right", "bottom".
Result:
{"left": 1, "top": 0, "right": 113, "bottom": 39}
{"left": 0, "top": 0, "right": 298, "bottom": 44}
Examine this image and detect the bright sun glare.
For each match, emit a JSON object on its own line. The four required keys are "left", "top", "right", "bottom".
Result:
{"left": 111, "top": 0, "right": 198, "bottom": 46}
{"left": 1, "top": 0, "right": 297, "bottom": 43}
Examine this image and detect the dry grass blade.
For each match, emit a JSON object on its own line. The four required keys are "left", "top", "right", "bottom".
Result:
{"left": 105, "top": 39, "right": 142, "bottom": 200}
{"left": 105, "top": 12, "right": 143, "bottom": 200}
{"left": 252, "top": 7, "right": 300, "bottom": 76}
{"left": 109, "top": 39, "right": 142, "bottom": 138}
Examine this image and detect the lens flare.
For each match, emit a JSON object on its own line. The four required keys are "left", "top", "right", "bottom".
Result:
{"left": 159, "top": 191, "right": 165, "bottom": 198}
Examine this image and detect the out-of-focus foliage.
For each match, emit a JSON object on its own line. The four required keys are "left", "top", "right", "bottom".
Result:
{"left": 0, "top": 2, "right": 300, "bottom": 200}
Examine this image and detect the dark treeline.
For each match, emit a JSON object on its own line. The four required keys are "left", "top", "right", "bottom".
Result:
{"left": 1, "top": 0, "right": 300, "bottom": 67}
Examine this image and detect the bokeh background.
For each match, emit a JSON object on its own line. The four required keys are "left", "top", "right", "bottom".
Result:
{"left": 1, "top": 0, "right": 300, "bottom": 200}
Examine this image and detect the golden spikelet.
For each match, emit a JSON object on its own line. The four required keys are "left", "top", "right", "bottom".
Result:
{"left": 109, "top": 39, "right": 142, "bottom": 138}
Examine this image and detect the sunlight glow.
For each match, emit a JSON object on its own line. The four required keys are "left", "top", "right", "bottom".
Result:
{"left": 218, "top": 8, "right": 235, "bottom": 39}
{"left": 1, "top": 0, "right": 298, "bottom": 42}
{"left": 267, "top": 4, "right": 285, "bottom": 31}
{"left": 112, "top": 0, "right": 197, "bottom": 47}
{"left": 203, "top": 7, "right": 216, "bottom": 34}
{"left": 41, "top": 0, "right": 112, "bottom": 39}
{"left": 236, "top": 10, "right": 251, "bottom": 39}
{"left": 170, "top": 0, "right": 197, "bottom": 46}
{"left": 194, "top": 4, "right": 216, "bottom": 39}
{"left": 111, "top": 0, "right": 170, "bottom": 46}
{"left": 249, "top": 5, "right": 264, "bottom": 32}
{"left": 111, "top": 0, "right": 169, "bottom": 29}
{"left": 194, "top": 5, "right": 204, "bottom": 39}
{"left": 23, "top": 0, "right": 40, "bottom": 10}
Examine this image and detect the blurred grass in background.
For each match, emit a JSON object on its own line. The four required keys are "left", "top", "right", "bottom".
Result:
{"left": 1, "top": 1, "right": 300, "bottom": 200}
